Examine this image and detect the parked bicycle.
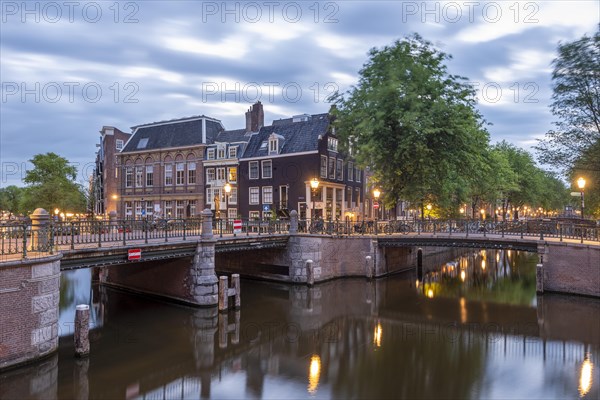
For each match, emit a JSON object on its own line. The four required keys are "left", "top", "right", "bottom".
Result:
{"left": 383, "top": 221, "right": 412, "bottom": 235}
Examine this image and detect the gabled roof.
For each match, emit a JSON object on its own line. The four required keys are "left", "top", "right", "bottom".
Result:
{"left": 122, "top": 116, "right": 223, "bottom": 152}
{"left": 215, "top": 128, "right": 250, "bottom": 144}
{"left": 242, "top": 113, "right": 330, "bottom": 159}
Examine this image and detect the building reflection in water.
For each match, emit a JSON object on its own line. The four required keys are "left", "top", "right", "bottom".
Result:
{"left": 1, "top": 251, "right": 599, "bottom": 399}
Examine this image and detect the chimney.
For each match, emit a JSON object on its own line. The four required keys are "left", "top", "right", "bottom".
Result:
{"left": 245, "top": 101, "right": 264, "bottom": 133}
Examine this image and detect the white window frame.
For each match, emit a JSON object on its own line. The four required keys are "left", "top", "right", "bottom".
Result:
{"left": 229, "top": 187, "right": 238, "bottom": 205}
{"left": 188, "top": 162, "right": 196, "bottom": 184}
{"left": 261, "top": 160, "right": 272, "bottom": 179}
{"left": 146, "top": 165, "right": 154, "bottom": 187}
{"left": 227, "top": 208, "right": 237, "bottom": 219}
{"left": 217, "top": 147, "right": 226, "bottom": 159}
{"left": 228, "top": 167, "right": 237, "bottom": 183}
{"left": 348, "top": 162, "right": 354, "bottom": 181}
{"left": 336, "top": 159, "right": 343, "bottom": 181}
{"left": 206, "top": 168, "right": 215, "bottom": 183}
{"left": 229, "top": 147, "right": 237, "bottom": 158}
{"left": 206, "top": 188, "right": 214, "bottom": 205}
{"left": 164, "top": 164, "right": 173, "bottom": 186}
{"left": 125, "top": 167, "right": 133, "bottom": 188}
{"left": 207, "top": 148, "right": 215, "bottom": 160}
{"left": 249, "top": 161, "right": 259, "bottom": 180}
{"left": 355, "top": 167, "right": 361, "bottom": 183}
{"left": 320, "top": 155, "right": 328, "bottom": 178}
{"left": 116, "top": 139, "right": 124, "bottom": 151}
{"left": 249, "top": 211, "right": 260, "bottom": 220}
{"left": 176, "top": 163, "right": 185, "bottom": 185}
{"left": 249, "top": 187, "right": 260, "bottom": 205}
{"left": 135, "top": 166, "right": 143, "bottom": 187}
{"left": 262, "top": 186, "right": 273, "bottom": 204}
{"left": 328, "top": 157, "right": 335, "bottom": 179}
{"left": 125, "top": 201, "right": 133, "bottom": 217}
{"left": 269, "top": 138, "right": 278, "bottom": 154}
{"left": 216, "top": 167, "right": 226, "bottom": 181}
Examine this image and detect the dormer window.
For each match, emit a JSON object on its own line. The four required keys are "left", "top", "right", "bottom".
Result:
{"left": 328, "top": 137, "right": 338, "bottom": 152}
{"left": 207, "top": 149, "right": 215, "bottom": 160}
{"left": 217, "top": 146, "right": 226, "bottom": 159}
{"left": 229, "top": 146, "right": 237, "bottom": 158}
{"left": 269, "top": 137, "right": 278, "bottom": 154}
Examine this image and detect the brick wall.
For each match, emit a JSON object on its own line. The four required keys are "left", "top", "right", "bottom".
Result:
{"left": 542, "top": 242, "right": 600, "bottom": 297}
{"left": 0, "top": 255, "right": 61, "bottom": 370}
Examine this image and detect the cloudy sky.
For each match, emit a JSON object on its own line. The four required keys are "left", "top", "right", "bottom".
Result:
{"left": 1, "top": 0, "right": 598, "bottom": 186}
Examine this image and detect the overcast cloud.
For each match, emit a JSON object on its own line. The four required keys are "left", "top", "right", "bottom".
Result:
{"left": 1, "top": 0, "right": 598, "bottom": 186}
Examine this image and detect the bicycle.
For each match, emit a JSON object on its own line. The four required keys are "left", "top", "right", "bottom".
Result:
{"left": 383, "top": 221, "right": 412, "bottom": 235}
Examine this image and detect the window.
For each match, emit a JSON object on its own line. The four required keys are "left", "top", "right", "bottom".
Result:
{"left": 320, "top": 156, "right": 328, "bottom": 178}
{"left": 262, "top": 160, "right": 272, "bottom": 179}
{"left": 116, "top": 139, "right": 124, "bottom": 150}
{"left": 207, "top": 149, "right": 215, "bottom": 160}
{"left": 327, "top": 137, "right": 338, "bottom": 152}
{"left": 164, "top": 164, "right": 173, "bottom": 186}
{"left": 176, "top": 163, "right": 185, "bottom": 185}
{"left": 249, "top": 161, "right": 259, "bottom": 179}
{"left": 146, "top": 165, "right": 154, "bottom": 186}
{"left": 125, "top": 201, "right": 132, "bottom": 217}
{"left": 336, "top": 159, "right": 343, "bottom": 181}
{"left": 146, "top": 201, "right": 153, "bottom": 216}
{"left": 229, "top": 188, "right": 238, "bottom": 205}
{"left": 206, "top": 168, "right": 215, "bottom": 183}
{"left": 228, "top": 167, "right": 237, "bottom": 183}
{"left": 125, "top": 167, "right": 133, "bottom": 188}
{"left": 249, "top": 187, "right": 260, "bottom": 205}
{"left": 135, "top": 166, "right": 143, "bottom": 187}
{"left": 269, "top": 138, "right": 278, "bottom": 154}
{"left": 137, "top": 138, "right": 149, "bottom": 149}
{"left": 250, "top": 211, "right": 260, "bottom": 220}
{"left": 206, "top": 188, "right": 214, "bottom": 205}
{"left": 216, "top": 167, "right": 225, "bottom": 181}
{"left": 348, "top": 162, "right": 354, "bottom": 181}
{"left": 164, "top": 201, "right": 173, "bottom": 217}
{"left": 328, "top": 157, "right": 335, "bottom": 179}
{"left": 135, "top": 201, "right": 142, "bottom": 217}
{"left": 355, "top": 168, "right": 361, "bottom": 183}
{"left": 227, "top": 208, "right": 237, "bottom": 219}
{"left": 189, "top": 200, "right": 197, "bottom": 216}
{"left": 176, "top": 200, "right": 185, "bottom": 218}
{"left": 262, "top": 186, "right": 273, "bottom": 204}
{"left": 187, "top": 162, "right": 196, "bottom": 184}
{"left": 217, "top": 147, "right": 226, "bottom": 159}
{"left": 229, "top": 147, "right": 237, "bottom": 158}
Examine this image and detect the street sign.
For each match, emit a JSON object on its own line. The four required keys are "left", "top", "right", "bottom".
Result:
{"left": 233, "top": 219, "right": 242, "bottom": 234}
{"left": 373, "top": 202, "right": 379, "bottom": 209}
{"left": 571, "top": 192, "right": 582, "bottom": 197}
{"left": 263, "top": 205, "right": 270, "bottom": 212}
{"left": 128, "top": 249, "right": 141, "bottom": 261}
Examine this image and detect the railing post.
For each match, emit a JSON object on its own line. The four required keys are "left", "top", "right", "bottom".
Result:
{"left": 97, "top": 221, "right": 101, "bottom": 248}
{"left": 122, "top": 222, "right": 126, "bottom": 246}
{"left": 581, "top": 227, "right": 584, "bottom": 244}
{"left": 164, "top": 219, "right": 168, "bottom": 242}
{"left": 183, "top": 219, "right": 187, "bottom": 241}
{"left": 466, "top": 221, "right": 469, "bottom": 238}
{"left": 219, "top": 219, "right": 223, "bottom": 238}
{"left": 246, "top": 219, "right": 249, "bottom": 237}
{"left": 22, "top": 223, "right": 28, "bottom": 258}
{"left": 433, "top": 221, "right": 436, "bottom": 235}
{"left": 144, "top": 220, "right": 149, "bottom": 244}
{"left": 521, "top": 223, "right": 524, "bottom": 239}
{"left": 559, "top": 224, "right": 563, "bottom": 242}
{"left": 71, "top": 222, "right": 76, "bottom": 250}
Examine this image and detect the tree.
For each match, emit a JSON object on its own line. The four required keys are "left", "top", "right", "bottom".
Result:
{"left": 330, "top": 34, "right": 490, "bottom": 217}
{"left": 536, "top": 27, "right": 600, "bottom": 168}
{"left": 0, "top": 185, "right": 25, "bottom": 217}
{"left": 21, "top": 153, "right": 86, "bottom": 213}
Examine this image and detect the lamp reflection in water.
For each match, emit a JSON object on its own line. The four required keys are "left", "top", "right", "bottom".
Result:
{"left": 460, "top": 270, "right": 466, "bottom": 282}
{"left": 308, "top": 355, "right": 321, "bottom": 394}
{"left": 579, "top": 354, "right": 593, "bottom": 397}
{"left": 374, "top": 322, "right": 383, "bottom": 347}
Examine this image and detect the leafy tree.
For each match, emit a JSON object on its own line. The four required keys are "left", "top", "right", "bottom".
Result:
{"left": 536, "top": 27, "right": 600, "bottom": 168}
{"left": 330, "top": 34, "right": 490, "bottom": 218}
{"left": 571, "top": 138, "right": 600, "bottom": 218}
{"left": 21, "top": 152, "right": 86, "bottom": 213}
{"left": 0, "top": 185, "right": 25, "bottom": 217}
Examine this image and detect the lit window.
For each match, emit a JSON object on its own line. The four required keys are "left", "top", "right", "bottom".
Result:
{"left": 262, "top": 160, "right": 272, "bottom": 179}
{"left": 250, "top": 211, "right": 260, "bottom": 220}
{"left": 228, "top": 167, "right": 237, "bottom": 183}
{"left": 249, "top": 161, "right": 259, "bottom": 179}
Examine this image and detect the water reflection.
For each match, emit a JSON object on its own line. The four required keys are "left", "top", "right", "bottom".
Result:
{"left": 1, "top": 251, "right": 599, "bottom": 399}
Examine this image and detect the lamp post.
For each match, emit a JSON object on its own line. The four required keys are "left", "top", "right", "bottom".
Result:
{"left": 373, "top": 188, "right": 381, "bottom": 221}
{"left": 310, "top": 178, "right": 320, "bottom": 221}
{"left": 577, "top": 177, "right": 586, "bottom": 219}
{"left": 426, "top": 203, "right": 432, "bottom": 221}
{"left": 224, "top": 183, "right": 231, "bottom": 220}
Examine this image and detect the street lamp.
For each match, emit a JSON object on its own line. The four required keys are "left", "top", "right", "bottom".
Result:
{"left": 577, "top": 177, "right": 586, "bottom": 219}
{"left": 224, "top": 183, "right": 231, "bottom": 220}
{"left": 310, "top": 178, "right": 320, "bottom": 221}
{"left": 480, "top": 208, "right": 485, "bottom": 220}
{"left": 373, "top": 188, "right": 381, "bottom": 220}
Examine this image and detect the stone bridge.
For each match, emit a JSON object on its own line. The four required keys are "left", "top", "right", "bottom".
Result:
{"left": 1, "top": 209, "right": 598, "bottom": 369}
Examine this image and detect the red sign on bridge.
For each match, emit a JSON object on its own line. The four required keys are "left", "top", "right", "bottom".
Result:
{"left": 128, "top": 249, "right": 141, "bottom": 261}
{"left": 233, "top": 219, "right": 242, "bottom": 234}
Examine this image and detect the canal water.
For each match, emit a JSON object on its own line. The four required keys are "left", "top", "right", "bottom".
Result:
{"left": 1, "top": 249, "right": 598, "bottom": 399}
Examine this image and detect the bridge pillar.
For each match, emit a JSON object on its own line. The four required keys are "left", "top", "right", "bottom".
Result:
{"left": 190, "top": 209, "right": 219, "bottom": 306}
{"left": 289, "top": 210, "right": 298, "bottom": 234}
{"left": 30, "top": 208, "right": 51, "bottom": 252}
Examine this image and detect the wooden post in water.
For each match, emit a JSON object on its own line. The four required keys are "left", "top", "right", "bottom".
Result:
{"left": 74, "top": 304, "right": 90, "bottom": 357}
{"left": 365, "top": 256, "right": 373, "bottom": 280}
{"left": 218, "top": 276, "right": 228, "bottom": 312}
{"left": 232, "top": 274, "right": 241, "bottom": 309}
{"left": 417, "top": 248, "right": 423, "bottom": 281}
{"left": 306, "top": 260, "right": 314, "bottom": 286}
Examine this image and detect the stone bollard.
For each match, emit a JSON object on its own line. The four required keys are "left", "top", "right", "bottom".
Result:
{"left": 365, "top": 256, "right": 373, "bottom": 280}
{"left": 74, "top": 304, "right": 90, "bottom": 357}
{"left": 232, "top": 274, "right": 241, "bottom": 309}
{"left": 218, "top": 276, "right": 229, "bottom": 312}
{"left": 30, "top": 208, "right": 51, "bottom": 252}
{"left": 201, "top": 208, "right": 214, "bottom": 240}
{"left": 306, "top": 260, "right": 314, "bottom": 286}
{"left": 289, "top": 210, "right": 298, "bottom": 234}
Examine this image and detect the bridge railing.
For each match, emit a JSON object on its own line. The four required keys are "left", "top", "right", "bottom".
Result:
{"left": 296, "top": 218, "right": 600, "bottom": 243}
{"left": 0, "top": 222, "right": 55, "bottom": 261}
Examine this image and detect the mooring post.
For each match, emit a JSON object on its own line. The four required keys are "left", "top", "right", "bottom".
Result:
{"left": 365, "top": 255, "right": 373, "bottom": 280}
{"left": 218, "top": 312, "right": 228, "bottom": 349}
{"left": 306, "top": 260, "right": 314, "bottom": 286}
{"left": 417, "top": 248, "right": 423, "bottom": 281}
{"left": 232, "top": 274, "right": 241, "bottom": 309}
{"left": 536, "top": 263, "right": 544, "bottom": 293}
{"left": 232, "top": 310, "right": 240, "bottom": 345}
{"left": 74, "top": 304, "right": 90, "bottom": 357}
{"left": 218, "top": 276, "right": 228, "bottom": 312}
